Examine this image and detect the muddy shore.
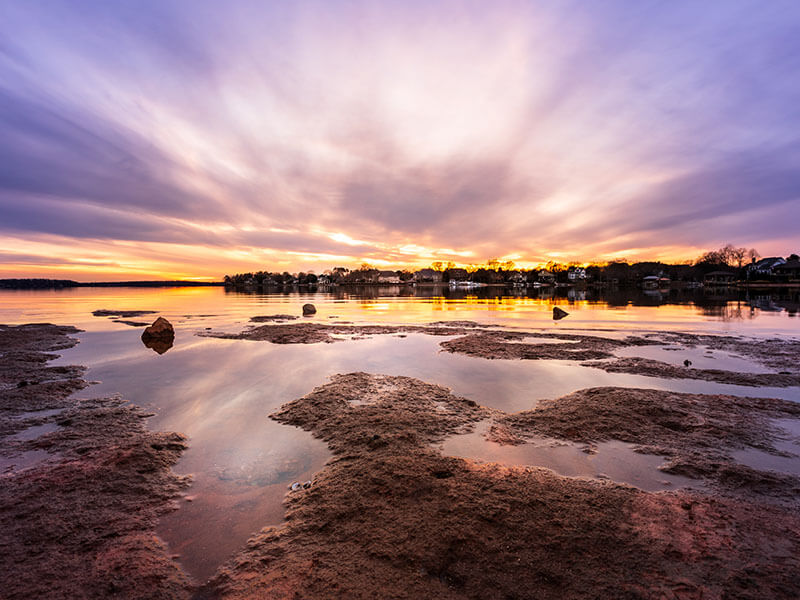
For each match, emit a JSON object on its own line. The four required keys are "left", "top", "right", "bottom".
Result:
{"left": 0, "top": 324, "right": 192, "bottom": 599}
{"left": 2, "top": 322, "right": 800, "bottom": 598}
{"left": 207, "top": 373, "right": 800, "bottom": 599}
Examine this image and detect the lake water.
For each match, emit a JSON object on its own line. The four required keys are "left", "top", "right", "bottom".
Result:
{"left": 2, "top": 285, "right": 799, "bottom": 581}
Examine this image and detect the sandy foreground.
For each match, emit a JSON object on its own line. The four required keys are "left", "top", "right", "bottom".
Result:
{"left": 2, "top": 321, "right": 800, "bottom": 599}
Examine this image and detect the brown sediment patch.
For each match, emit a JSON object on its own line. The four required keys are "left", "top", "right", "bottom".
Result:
{"left": 206, "top": 374, "right": 800, "bottom": 599}
{"left": 493, "top": 386, "right": 800, "bottom": 498}
{"left": 0, "top": 324, "right": 192, "bottom": 599}
{"left": 250, "top": 314, "right": 300, "bottom": 322}
{"left": 581, "top": 356, "right": 800, "bottom": 387}
{"left": 92, "top": 309, "right": 158, "bottom": 318}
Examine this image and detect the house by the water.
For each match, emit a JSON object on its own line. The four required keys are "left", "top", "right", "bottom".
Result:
{"left": 704, "top": 271, "right": 736, "bottom": 286}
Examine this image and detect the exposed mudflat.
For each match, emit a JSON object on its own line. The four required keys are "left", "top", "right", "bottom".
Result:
{"left": 203, "top": 320, "right": 660, "bottom": 362}
{"left": 0, "top": 324, "right": 192, "bottom": 599}
{"left": 4, "top": 320, "right": 800, "bottom": 599}
{"left": 250, "top": 314, "right": 300, "bottom": 322}
{"left": 113, "top": 319, "right": 150, "bottom": 327}
{"left": 491, "top": 386, "right": 800, "bottom": 498}
{"left": 582, "top": 356, "right": 800, "bottom": 387}
{"left": 92, "top": 309, "right": 158, "bottom": 318}
{"left": 438, "top": 329, "right": 659, "bottom": 361}
{"left": 204, "top": 320, "right": 800, "bottom": 389}
{"left": 201, "top": 321, "right": 482, "bottom": 344}
{"left": 206, "top": 373, "right": 800, "bottom": 600}
{"left": 656, "top": 332, "right": 800, "bottom": 373}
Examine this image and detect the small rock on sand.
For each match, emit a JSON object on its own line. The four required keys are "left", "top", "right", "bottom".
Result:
{"left": 302, "top": 304, "right": 316, "bottom": 316}
{"left": 553, "top": 307, "right": 569, "bottom": 320}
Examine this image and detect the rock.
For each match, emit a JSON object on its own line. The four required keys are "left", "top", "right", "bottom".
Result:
{"left": 141, "top": 317, "right": 174, "bottom": 341}
{"left": 553, "top": 307, "right": 569, "bottom": 320}
{"left": 141, "top": 317, "right": 175, "bottom": 355}
{"left": 302, "top": 303, "right": 316, "bottom": 316}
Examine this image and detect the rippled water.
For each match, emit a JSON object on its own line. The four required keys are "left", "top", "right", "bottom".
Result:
{"left": 2, "top": 286, "right": 799, "bottom": 581}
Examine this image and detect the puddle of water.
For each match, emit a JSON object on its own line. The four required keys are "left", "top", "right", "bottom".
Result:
{"left": 159, "top": 456, "right": 324, "bottom": 581}
{"left": 0, "top": 449, "right": 57, "bottom": 474}
{"left": 10, "top": 423, "right": 60, "bottom": 441}
{"left": 440, "top": 421, "right": 697, "bottom": 492}
{"left": 732, "top": 418, "right": 800, "bottom": 476}
{"left": 613, "top": 344, "right": 774, "bottom": 373}
{"left": 12, "top": 408, "right": 64, "bottom": 420}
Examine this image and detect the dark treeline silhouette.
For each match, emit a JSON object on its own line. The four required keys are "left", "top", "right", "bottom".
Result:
{"left": 0, "top": 279, "right": 224, "bottom": 289}
{"left": 222, "top": 245, "right": 800, "bottom": 288}
{"left": 0, "top": 279, "right": 80, "bottom": 289}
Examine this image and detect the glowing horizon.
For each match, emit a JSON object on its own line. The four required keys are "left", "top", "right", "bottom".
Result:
{"left": 1, "top": 1, "right": 799, "bottom": 282}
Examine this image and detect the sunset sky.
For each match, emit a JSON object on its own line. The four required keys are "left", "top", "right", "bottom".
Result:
{"left": 1, "top": 0, "right": 799, "bottom": 281}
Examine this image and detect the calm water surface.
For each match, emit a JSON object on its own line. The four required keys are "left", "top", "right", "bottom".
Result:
{"left": 2, "top": 286, "right": 799, "bottom": 581}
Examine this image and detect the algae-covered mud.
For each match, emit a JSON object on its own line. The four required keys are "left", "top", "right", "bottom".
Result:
{"left": 1, "top": 288, "right": 799, "bottom": 599}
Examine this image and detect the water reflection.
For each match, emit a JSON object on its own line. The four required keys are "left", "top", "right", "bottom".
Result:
{"left": 142, "top": 337, "right": 173, "bottom": 354}
{"left": 2, "top": 286, "right": 799, "bottom": 337}
{"left": 441, "top": 422, "right": 698, "bottom": 492}
{"left": 52, "top": 327, "right": 800, "bottom": 582}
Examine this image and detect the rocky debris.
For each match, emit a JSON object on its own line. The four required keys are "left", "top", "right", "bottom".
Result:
{"left": 581, "top": 357, "right": 800, "bottom": 387}
{"left": 302, "top": 303, "right": 317, "bottom": 315}
{"left": 553, "top": 306, "right": 569, "bottom": 320}
{"left": 250, "top": 315, "right": 299, "bottom": 323}
{"left": 288, "top": 481, "right": 312, "bottom": 492}
{"left": 204, "top": 373, "right": 800, "bottom": 600}
{"left": 141, "top": 317, "right": 175, "bottom": 354}
{"left": 0, "top": 324, "right": 191, "bottom": 599}
{"left": 92, "top": 309, "right": 157, "bottom": 318}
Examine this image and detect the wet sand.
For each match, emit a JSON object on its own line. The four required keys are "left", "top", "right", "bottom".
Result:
{"left": 2, "top": 321, "right": 800, "bottom": 598}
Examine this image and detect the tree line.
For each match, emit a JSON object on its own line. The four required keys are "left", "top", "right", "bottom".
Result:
{"left": 222, "top": 244, "right": 799, "bottom": 287}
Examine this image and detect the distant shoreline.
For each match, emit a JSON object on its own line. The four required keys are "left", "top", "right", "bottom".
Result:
{"left": 0, "top": 279, "right": 224, "bottom": 289}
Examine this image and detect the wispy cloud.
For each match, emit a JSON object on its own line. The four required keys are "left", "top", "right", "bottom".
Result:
{"left": 1, "top": 0, "right": 799, "bottom": 279}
